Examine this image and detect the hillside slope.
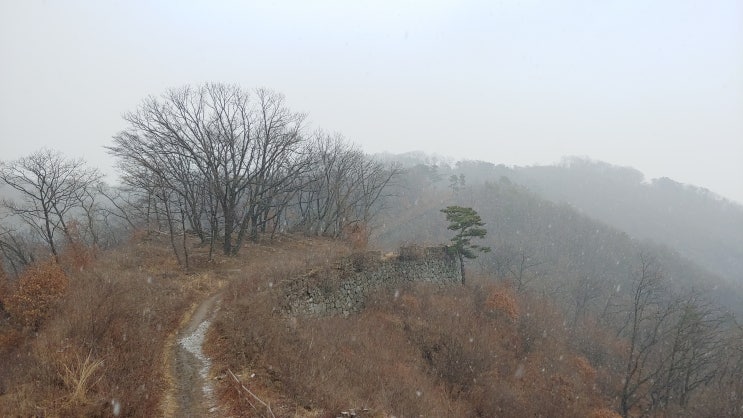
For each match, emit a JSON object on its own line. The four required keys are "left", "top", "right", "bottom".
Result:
{"left": 1, "top": 232, "right": 741, "bottom": 416}
{"left": 511, "top": 158, "right": 743, "bottom": 285}
{"left": 374, "top": 167, "right": 743, "bottom": 317}
{"left": 417, "top": 155, "right": 743, "bottom": 287}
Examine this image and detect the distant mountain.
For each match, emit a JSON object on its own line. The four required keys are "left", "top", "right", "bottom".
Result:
{"left": 371, "top": 153, "right": 743, "bottom": 316}
{"left": 508, "top": 157, "right": 743, "bottom": 286}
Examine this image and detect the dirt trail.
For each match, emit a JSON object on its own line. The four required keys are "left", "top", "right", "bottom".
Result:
{"left": 170, "top": 292, "right": 222, "bottom": 417}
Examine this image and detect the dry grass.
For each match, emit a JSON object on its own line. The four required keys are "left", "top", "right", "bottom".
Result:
{"left": 206, "top": 268, "right": 620, "bottom": 417}
{"left": 0, "top": 233, "right": 625, "bottom": 417}
{"left": 20, "top": 232, "right": 348, "bottom": 417}
{"left": 59, "top": 350, "right": 105, "bottom": 408}
{"left": 0, "top": 232, "right": 738, "bottom": 416}
{"left": 0, "top": 233, "right": 213, "bottom": 416}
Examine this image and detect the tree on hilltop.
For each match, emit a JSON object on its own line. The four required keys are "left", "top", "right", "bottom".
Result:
{"left": 441, "top": 206, "right": 490, "bottom": 285}
{"left": 108, "top": 83, "right": 400, "bottom": 261}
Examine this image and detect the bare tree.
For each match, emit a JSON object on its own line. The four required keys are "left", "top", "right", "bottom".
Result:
{"left": 618, "top": 253, "right": 677, "bottom": 417}
{"left": 0, "top": 149, "right": 101, "bottom": 262}
{"left": 109, "top": 84, "right": 307, "bottom": 257}
{"left": 292, "top": 132, "right": 400, "bottom": 237}
{"left": 352, "top": 152, "right": 401, "bottom": 230}
{"left": 0, "top": 225, "right": 35, "bottom": 277}
{"left": 233, "top": 88, "right": 309, "bottom": 247}
{"left": 650, "top": 293, "right": 726, "bottom": 409}
{"left": 569, "top": 273, "right": 605, "bottom": 328}
{"left": 95, "top": 183, "right": 140, "bottom": 232}
{"left": 299, "top": 133, "right": 364, "bottom": 236}
{"left": 711, "top": 319, "right": 743, "bottom": 414}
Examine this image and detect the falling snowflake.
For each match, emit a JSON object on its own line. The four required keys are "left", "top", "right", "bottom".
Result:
{"left": 111, "top": 399, "right": 121, "bottom": 416}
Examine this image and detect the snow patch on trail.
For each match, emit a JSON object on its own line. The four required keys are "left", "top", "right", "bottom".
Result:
{"left": 179, "top": 319, "right": 215, "bottom": 399}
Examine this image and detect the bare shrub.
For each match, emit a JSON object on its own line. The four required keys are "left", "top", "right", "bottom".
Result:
{"left": 342, "top": 222, "right": 369, "bottom": 251}
{"left": 4, "top": 259, "right": 68, "bottom": 329}
{"left": 515, "top": 291, "right": 569, "bottom": 355}
{"left": 485, "top": 284, "right": 519, "bottom": 321}
{"left": 59, "top": 221, "right": 96, "bottom": 272}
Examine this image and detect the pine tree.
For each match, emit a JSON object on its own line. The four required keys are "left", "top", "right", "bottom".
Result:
{"left": 441, "top": 206, "right": 490, "bottom": 284}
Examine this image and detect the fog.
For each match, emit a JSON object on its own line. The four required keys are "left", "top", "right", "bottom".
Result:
{"left": 1, "top": 0, "right": 741, "bottom": 203}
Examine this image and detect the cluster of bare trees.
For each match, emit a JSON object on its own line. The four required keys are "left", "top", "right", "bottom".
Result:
{"left": 604, "top": 254, "right": 735, "bottom": 417}
{"left": 0, "top": 149, "right": 110, "bottom": 274}
{"left": 107, "top": 83, "right": 399, "bottom": 263}
{"left": 0, "top": 150, "right": 99, "bottom": 261}
{"left": 0, "top": 84, "right": 399, "bottom": 273}
{"left": 292, "top": 133, "right": 397, "bottom": 236}
{"left": 0, "top": 148, "right": 145, "bottom": 277}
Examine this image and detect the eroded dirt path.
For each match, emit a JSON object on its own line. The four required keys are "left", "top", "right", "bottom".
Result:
{"left": 169, "top": 292, "right": 222, "bottom": 417}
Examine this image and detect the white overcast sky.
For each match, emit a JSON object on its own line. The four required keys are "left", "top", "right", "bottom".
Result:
{"left": 1, "top": 0, "right": 742, "bottom": 203}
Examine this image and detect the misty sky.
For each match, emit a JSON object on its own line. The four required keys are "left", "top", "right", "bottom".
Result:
{"left": 1, "top": 0, "right": 741, "bottom": 203}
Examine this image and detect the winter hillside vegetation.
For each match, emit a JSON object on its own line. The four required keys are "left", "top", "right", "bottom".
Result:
{"left": 1, "top": 84, "right": 742, "bottom": 417}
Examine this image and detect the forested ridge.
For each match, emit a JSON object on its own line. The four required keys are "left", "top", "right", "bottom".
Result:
{"left": 387, "top": 154, "right": 743, "bottom": 288}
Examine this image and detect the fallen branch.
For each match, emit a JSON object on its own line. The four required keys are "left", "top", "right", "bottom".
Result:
{"left": 227, "top": 368, "right": 276, "bottom": 418}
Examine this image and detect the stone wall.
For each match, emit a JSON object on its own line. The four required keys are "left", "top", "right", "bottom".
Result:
{"left": 282, "top": 246, "right": 461, "bottom": 316}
